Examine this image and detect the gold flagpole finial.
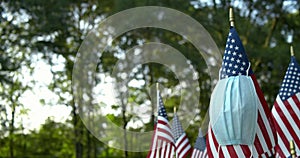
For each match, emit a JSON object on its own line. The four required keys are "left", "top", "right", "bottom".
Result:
{"left": 229, "top": 7, "right": 235, "bottom": 27}
{"left": 290, "top": 45, "right": 295, "bottom": 56}
{"left": 290, "top": 140, "right": 296, "bottom": 158}
{"left": 174, "top": 107, "right": 176, "bottom": 113}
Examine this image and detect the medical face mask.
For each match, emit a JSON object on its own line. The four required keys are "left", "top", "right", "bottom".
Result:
{"left": 209, "top": 75, "right": 258, "bottom": 145}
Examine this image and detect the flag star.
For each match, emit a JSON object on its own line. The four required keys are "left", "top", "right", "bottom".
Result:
{"left": 227, "top": 69, "right": 231, "bottom": 73}
{"left": 229, "top": 32, "right": 232, "bottom": 36}
{"left": 230, "top": 45, "right": 233, "bottom": 49}
{"left": 226, "top": 56, "right": 229, "bottom": 60}
{"left": 233, "top": 51, "right": 237, "bottom": 56}
{"left": 238, "top": 72, "right": 242, "bottom": 75}
{"left": 226, "top": 44, "right": 228, "bottom": 48}
{"left": 231, "top": 57, "right": 235, "bottom": 61}
{"left": 228, "top": 50, "right": 231, "bottom": 54}
{"left": 229, "top": 63, "right": 233, "bottom": 67}
{"left": 242, "top": 62, "right": 246, "bottom": 65}
{"left": 232, "top": 70, "right": 236, "bottom": 74}
{"left": 237, "top": 59, "right": 241, "bottom": 63}
{"left": 231, "top": 39, "right": 235, "bottom": 43}
{"left": 235, "top": 46, "right": 239, "bottom": 50}
{"left": 225, "top": 62, "right": 228, "bottom": 66}
{"left": 234, "top": 65, "right": 238, "bottom": 69}
{"left": 227, "top": 38, "right": 230, "bottom": 42}
{"left": 240, "top": 67, "right": 244, "bottom": 71}
{"left": 238, "top": 54, "right": 242, "bottom": 58}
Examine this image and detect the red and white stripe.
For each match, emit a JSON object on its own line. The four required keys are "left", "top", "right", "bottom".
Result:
{"left": 272, "top": 93, "right": 300, "bottom": 157}
{"left": 191, "top": 148, "right": 207, "bottom": 158}
{"left": 147, "top": 116, "right": 175, "bottom": 158}
{"left": 175, "top": 133, "right": 192, "bottom": 158}
{"left": 207, "top": 75, "right": 276, "bottom": 158}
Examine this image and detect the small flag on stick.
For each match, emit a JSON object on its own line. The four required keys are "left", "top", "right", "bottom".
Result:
{"left": 147, "top": 84, "right": 175, "bottom": 158}
{"left": 172, "top": 107, "right": 192, "bottom": 158}
{"left": 271, "top": 46, "right": 300, "bottom": 158}
{"left": 191, "top": 128, "right": 207, "bottom": 158}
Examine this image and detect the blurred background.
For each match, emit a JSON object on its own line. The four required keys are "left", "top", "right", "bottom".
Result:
{"left": 0, "top": 0, "right": 299, "bottom": 157}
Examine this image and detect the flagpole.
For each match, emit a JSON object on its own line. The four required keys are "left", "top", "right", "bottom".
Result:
{"left": 229, "top": 7, "right": 235, "bottom": 27}
{"left": 290, "top": 140, "right": 296, "bottom": 158}
{"left": 173, "top": 107, "right": 176, "bottom": 158}
{"left": 290, "top": 45, "right": 294, "bottom": 56}
{"left": 156, "top": 83, "right": 159, "bottom": 157}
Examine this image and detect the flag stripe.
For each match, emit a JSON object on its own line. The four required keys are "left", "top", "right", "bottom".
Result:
{"left": 191, "top": 149, "right": 206, "bottom": 158}
{"left": 279, "top": 98, "right": 300, "bottom": 133}
{"left": 292, "top": 94, "right": 300, "bottom": 110}
{"left": 273, "top": 107, "right": 291, "bottom": 151}
{"left": 287, "top": 98, "right": 300, "bottom": 128}
{"left": 226, "top": 146, "right": 238, "bottom": 158}
{"left": 147, "top": 92, "right": 175, "bottom": 158}
{"left": 275, "top": 98, "right": 300, "bottom": 144}
{"left": 252, "top": 75, "right": 276, "bottom": 155}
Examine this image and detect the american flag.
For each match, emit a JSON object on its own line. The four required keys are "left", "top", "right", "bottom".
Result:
{"left": 207, "top": 27, "right": 276, "bottom": 158}
{"left": 191, "top": 128, "right": 207, "bottom": 158}
{"left": 271, "top": 56, "right": 300, "bottom": 157}
{"left": 147, "top": 90, "right": 175, "bottom": 158}
{"left": 171, "top": 112, "right": 192, "bottom": 158}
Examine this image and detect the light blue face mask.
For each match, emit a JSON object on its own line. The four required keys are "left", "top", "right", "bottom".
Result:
{"left": 209, "top": 75, "right": 258, "bottom": 145}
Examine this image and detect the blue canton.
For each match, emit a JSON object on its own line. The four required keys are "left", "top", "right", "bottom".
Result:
{"left": 171, "top": 113, "right": 184, "bottom": 141}
{"left": 158, "top": 94, "right": 168, "bottom": 119}
{"left": 220, "top": 27, "right": 253, "bottom": 79}
{"left": 194, "top": 129, "right": 206, "bottom": 151}
{"left": 279, "top": 56, "right": 300, "bottom": 100}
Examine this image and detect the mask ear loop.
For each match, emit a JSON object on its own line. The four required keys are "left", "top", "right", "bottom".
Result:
{"left": 246, "top": 62, "right": 251, "bottom": 76}
{"left": 218, "top": 68, "right": 222, "bottom": 80}
{"left": 250, "top": 145, "right": 253, "bottom": 158}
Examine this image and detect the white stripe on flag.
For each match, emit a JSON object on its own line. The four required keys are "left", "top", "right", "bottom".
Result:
{"left": 279, "top": 97, "right": 299, "bottom": 130}
{"left": 272, "top": 103, "right": 294, "bottom": 142}
{"left": 288, "top": 96, "right": 300, "bottom": 120}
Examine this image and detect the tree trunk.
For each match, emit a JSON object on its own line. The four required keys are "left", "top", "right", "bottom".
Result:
{"left": 72, "top": 101, "right": 83, "bottom": 158}
{"left": 9, "top": 103, "right": 15, "bottom": 158}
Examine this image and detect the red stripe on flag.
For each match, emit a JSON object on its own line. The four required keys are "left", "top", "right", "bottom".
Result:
{"left": 157, "top": 119, "right": 171, "bottom": 129}
{"left": 157, "top": 128, "right": 173, "bottom": 140}
{"left": 251, "top": 75, "right": 270, "bottom": 116}
{"left": 226, "top": 146, "right": 238, "bottom": 158}
{"left": 292, "top": 95, "right": 300, "bottom": 110}
{"left": 274, "top": 101, "right": 300, "bottom": 144}
{"left": 210, "top": 129, "right": 224, "bottom": 158}
{"left": 257, "top": 112, "right": 273, "bottom": 151}
{"left": 253, "top": 134, "right": 264, "bottom": 155}
{"left": 287, "top": 97, "right": 300, "bottom": 128}
{"left": 206, "top": 134, "right": 213, "bottom": 158}
{"left": 274, "top": 144, "right": 285, "bottom": 158}
{"left": 240, "top": 145, "right": 251, "bottom": 157}
{"left": 273, "top": 115, "right": 289, "bottom": 156}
